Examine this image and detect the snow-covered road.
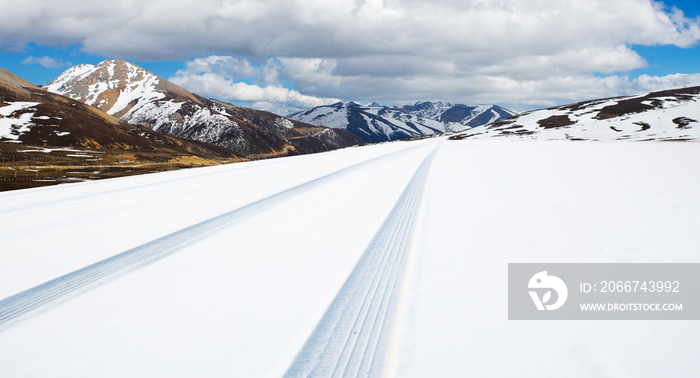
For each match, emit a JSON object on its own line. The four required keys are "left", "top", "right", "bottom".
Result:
{"left": 1, "top": 138, "right": 699, "bottom": 377}
{"left": 285, "top": 146, "right": 438, "bottom": 378}
{"left": 0, "top": 143, "right": 423, "bottom": 327}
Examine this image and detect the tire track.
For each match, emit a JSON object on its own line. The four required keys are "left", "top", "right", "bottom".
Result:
{"left": 0, "top": 147, "right": 405, "bottom": 216}
{"left": 0, "top": 145, "right": 424, "bottom": 329}
{"left": 284, "top": 145, "right": 439, "bottom": 378}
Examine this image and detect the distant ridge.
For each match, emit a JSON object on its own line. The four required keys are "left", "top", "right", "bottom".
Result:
{"left": 288, "top": 101, "right": 516, "bottom": 142}
{"left": 449, "top": 86, "right": 700, "bottom": 141}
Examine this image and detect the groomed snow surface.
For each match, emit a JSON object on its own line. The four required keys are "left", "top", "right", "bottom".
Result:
{"left": 1, "top": 138, "right": 699, "bottom": 377}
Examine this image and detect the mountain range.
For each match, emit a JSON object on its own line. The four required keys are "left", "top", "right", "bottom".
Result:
{"left": 0, "top": 66, "right": 233, "bottom": 159}
{"left": 288, "top": 101, "right": 516, "bottom": 142}
{"left": 44, "top": 60, "right": 363, "bottom": 158}
{"left": 449, "top": 86, "right": 700, "bottom": 141}
{"left": 6, "top": 57, "right": 697, "bottom": 172}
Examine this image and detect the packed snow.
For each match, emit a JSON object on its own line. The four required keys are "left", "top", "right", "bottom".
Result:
{"left": 16, "top": 147, "right": 104, "bottom": 153}
{"left": 0, "top": 137, "right": 699, "bottom": 377}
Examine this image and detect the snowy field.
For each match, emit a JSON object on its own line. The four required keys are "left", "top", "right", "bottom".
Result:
{"left": 1, "top": 137, "right": 699, "bottom": 377}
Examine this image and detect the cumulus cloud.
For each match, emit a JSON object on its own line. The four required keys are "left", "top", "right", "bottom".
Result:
{"left": 3, "top": 0, "right": 700, "bottom": 110}
{"left": 172, "top": 53, "right": 700, "bottom": 112}
{"left": 169, "top": 58, "right": 340, "bottom": 114}
{"left": 632, "top": 73, "right": 700, "bottom": 91}
{"left": 21, "top": 56, "right": 70, "bottom": 69}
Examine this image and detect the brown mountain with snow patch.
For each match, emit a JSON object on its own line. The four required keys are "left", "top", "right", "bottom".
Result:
{"left": 1, "top": 66, "right": 233, "bottom": 158}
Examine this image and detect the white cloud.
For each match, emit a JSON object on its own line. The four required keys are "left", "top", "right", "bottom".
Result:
{"left": 3, "top": 0, "right": 700, "bottom": 110}
{"left": 170, "top": 61, "right": 340, "bottom": 113}
{"left": 178, "top": 56, "right": 261, "bottom": 80}
{"left": 632, "top": 73, "right": 700, "bottom": 92}
{"left": 21, "top": 56, "right": 70, "bottom": 69}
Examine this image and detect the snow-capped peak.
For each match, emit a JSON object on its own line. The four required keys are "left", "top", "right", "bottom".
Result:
{"left": 44, "top": 63, "right": 95, "bottom": 90}
{"left": 44, "top": 60, "right": 164, "bottom": 117}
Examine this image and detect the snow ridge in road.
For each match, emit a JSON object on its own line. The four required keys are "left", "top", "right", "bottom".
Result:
{"left": 284, "top": 145, "right": 439, "bottom": 378}
{"left": 0, "top": 146, "right": 419, "bottom": 329}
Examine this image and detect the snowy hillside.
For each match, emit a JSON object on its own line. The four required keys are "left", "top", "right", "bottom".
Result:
{"left": 288, "top": 101, "right": 515, "bottom": 142}
{"left": 45, "top": 61, "right": 362, "bottom": 157}
{"left": 0, "top": 66, "right": 231, "bottom": 166}
{"left": 451, "top": 86, "right": 700, "bottom": 141}
{"left": 1, "top": 136, "right": 699, "bottom": 377}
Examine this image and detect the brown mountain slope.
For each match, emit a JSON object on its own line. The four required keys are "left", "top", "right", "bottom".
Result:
{"left": 0, "top": 67, "right": 240, "bottom": 191}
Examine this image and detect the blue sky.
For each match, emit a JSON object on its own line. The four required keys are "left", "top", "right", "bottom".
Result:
{"left": 0, "top": 43, "right": 182, "bottom": 86}
{"left": 5, "top": 42, "right": 699, "bottom": 89}
{"left": 630, "top": 44, "right": 700, "bottom": 77}
{"left": 2, "top": 0, "right": 700, "bottom": 113}
{"left": 626, "top": 0, "right": 700, "bottom": 77}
